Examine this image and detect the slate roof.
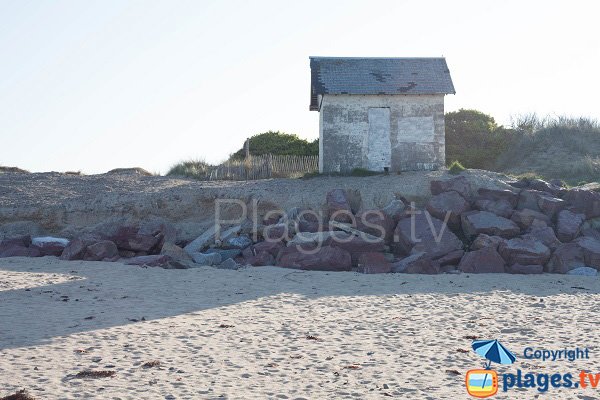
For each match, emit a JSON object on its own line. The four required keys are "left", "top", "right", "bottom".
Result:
{"left": 309, "top": 57, "right": 455, "bottom": 111}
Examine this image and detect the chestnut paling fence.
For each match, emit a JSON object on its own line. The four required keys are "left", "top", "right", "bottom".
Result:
{"left": 208, "top": 154, "right": 319, "bottom": 181}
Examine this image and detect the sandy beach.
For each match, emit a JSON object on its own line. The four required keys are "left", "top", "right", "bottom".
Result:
{"left": 1, "top": 257, "right": 599, "bottom": 399}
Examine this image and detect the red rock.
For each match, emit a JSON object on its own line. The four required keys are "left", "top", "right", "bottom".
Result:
{"left": 536, "top": 195, "right": 566, "bottom": 217}
{"left": 478, "top": 188, "right": 519, "bottom": 208}
{"left": 507, "top": 264, "right": 544, "bottom": 274}
{"left": 474, "top": 199, "right": 513, "bottom": 219}
{"left": 355, "top": 209, "right": 396, "bottom": 243}
{"left": 510, "top": 209, "right": 550, "bottom": 230}
{"left": 263, "top": 223, "right": 289, "bottom": 241}
{"left": 277, "top": 245, "right": 352, "bottom": 271}
{"left": 426, "top": 191, "right": 470, "bottom": 229}
{"left": 297, "top": 219, "right": 321, "bottom": 233}
{"left": 83, "top": 240, "right": 118, "bottom": 261}
{"left": 326, "top": 189, "right": 353, "bottom": 223}
{"left": 498, "top": 238, "right": 551, "bottom": 266}
{"left": 243, "top": 241, "right": 284, "bottom": 258}
{"left": 435, "top": 249, "right": 464, "bottom": 266}
{"left": 325, "top": 234, "right": 386, "bottom": 266}
{"left": 244, "top": 250, "right": 275, "bottom": 266}
{"left": 0, "top": 235, "right": 32, "bottom": 249}
{"left": 356, "top": 252, "right": 392, "bottom": 274}
{"left": 60, "top": 238, "right": 89, "bottom": 261}
{"left": 575, "top": 236, "right": 600, "bottom": 269}
{"left": 563, "top": 189, "right": 600, "bottom": 219}
{"left": 393, "top": 213, "right": 463, "bottom": 258}
{"left": 403, "top": 255, "right": 440, "bottom": 274}
{"left": 458, "top": 247, "right": 506, "bottom": 273}
{"left": 556, "top": 210, "right": 584, "bottom": 242}
{"left": 0, "top": 244, "right": 41, "bottom": 258}
{"left": 522, "top": 226, "right": 562, "bottom": 251}
{"left": 430, "top": 176, "right": 471, "bottom": 198}
{"left": 470, "top": 234, "right": 505, "bottom": 251}
{"left": 110, "top": 226, "right": 160, "bottom": 253}
{"left": 546, "top": 243, "right": 586, "bottom": 274}
{"left": 461, "top": 211, "right": 520, "bottom": 239}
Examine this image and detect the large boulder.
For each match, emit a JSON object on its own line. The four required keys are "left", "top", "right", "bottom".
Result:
{"left": 60, "top": 238, "right": 90, "bottom": 260}
{"left": 243, "top": 241, "right": 284, "bottom": 259}
{"left": 516, "top": 190, "right": 546, "bottom": 212}
{"left": 458, "top": 246, "right": 506, "bottom": 273}
{"left": 478, "top": 188, "right": 519, "bottom": 208}
{"left": 243, "top": 250, "right": 275, "bottom": 266}
{"left": 0, "top": 243, "right": 41, "bottom": 258}
{"left": 522, "top": 226, "right": 562, "bottom": 251}
{"left": 325, "top": 233, "right": 386, "bottom": 266}
{"left": 546, "top": 242, "right": 586, "bottom": 274}
{"left": 470, "top": 234, "right": 505, "bottom": 251}
{"left": 430, "top": 176, "right": 471, "bottom": 198}
{"left": 392, "top": 252, "right": 440, "bottom": 274}
{"left": 83, "top": 240, "right": 118, "bottom": 261}
{"left": 277, "top": 245, "right": 352, "bottom": 271}
{"left": 536, "top": 194, "right": 566, "bottom": 218}
{"left": 498, "top": 238, "right": 551, "bottom": 266}
{"left": 357, "top": 252, "right": 392, "bottom": 274}
{"left": 355, "top": 210, "right": 396, "bottom": 243}
{"left": 473, "top": 199, "right": 513, "bottom": 219}
{"left": 575, "top": 236, "right": 600, "bottom": 269}
{"left": 381, "top": 199, "right": 406, "bottom": 223}
{"left": 556, "top": 210, "right": 584, "bottom": 242}
{"left": 507, "top": 263, "right": 544, "bottom": 274}
{"left": 461, "top": 211, "right": 520, "bottom": 239}
{"left": 510, "top": 209, "right": 550, "bottom": 230}
{"left": 393, "top": 213, "right": 463, "bottom": 258}
{"left": 426, "top": 191, "right": 470, "bottom": 230}
{"left": 110, "top": 226, "right": 161, "bottom": 253}
{"left": 160, "top": 243, "right": 193, "bottom": 261}
{"left": 563, "top": 189, "right": 600, "bottom": 219}
{"left": 326, "top": 189, "right": 353, "bottom": 223}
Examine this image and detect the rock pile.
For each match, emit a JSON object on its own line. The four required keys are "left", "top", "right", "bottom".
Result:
{"left": 1, "top": 175, "right": 600, "bottom": 275}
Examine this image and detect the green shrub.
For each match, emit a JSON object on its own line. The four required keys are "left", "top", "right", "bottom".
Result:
{"left": 230, "top": 131, "right": 318, "bottom": 160}
{"left": 167, "top": 159, "right": 213, "bottom": 180}
{"left": 448, "top": 161, "right": 466, "bottom": 175}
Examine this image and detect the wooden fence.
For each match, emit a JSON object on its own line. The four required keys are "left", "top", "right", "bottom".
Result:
{"left": 208, "top": 154, "right": 319, "bottom": 181}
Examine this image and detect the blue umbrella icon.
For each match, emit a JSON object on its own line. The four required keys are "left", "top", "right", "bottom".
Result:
{"left": 471, "top": 339, "right": 516, "bottom": 389}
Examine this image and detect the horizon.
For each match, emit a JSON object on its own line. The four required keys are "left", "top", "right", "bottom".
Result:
{"left": 1, "top": 0, "right": 599, "bottom": 174}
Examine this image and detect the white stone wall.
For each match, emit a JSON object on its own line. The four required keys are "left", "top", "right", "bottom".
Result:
{"left": 319, "top": 94, "right": 445, "bottom": 173}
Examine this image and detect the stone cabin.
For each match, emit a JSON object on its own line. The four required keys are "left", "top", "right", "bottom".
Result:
{"left": 309, "top": 57, "right": 455, "bottom": 173}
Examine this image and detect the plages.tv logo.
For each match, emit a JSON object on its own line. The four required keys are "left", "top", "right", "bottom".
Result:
{"left": 465, "top": 339, "right": 516, "bottom": 398}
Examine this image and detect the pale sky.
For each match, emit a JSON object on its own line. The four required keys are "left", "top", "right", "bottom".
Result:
{"left": 1, "top": 0, "right": 599, "bottom": 174}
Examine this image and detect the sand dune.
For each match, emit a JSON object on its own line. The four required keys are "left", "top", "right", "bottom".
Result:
{"left": 1, "top": 257, "right": 599, "bottom": 399}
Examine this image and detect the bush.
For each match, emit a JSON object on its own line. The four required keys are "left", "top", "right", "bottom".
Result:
{"left": 230, "top": 131, "right": 318, "bottom": 160}
{"left": 167, "top": 159, "right": 213, "bottom": 180}
{"left": 445, "top": 109, "right": 519, "bottom": 170}
{"left": 448, "top": 160, "right": 466, "bottom": 174}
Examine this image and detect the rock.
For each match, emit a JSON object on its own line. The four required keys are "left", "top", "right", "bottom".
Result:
{"left": 110, "top": 226, "right": 160, "bottom": 253}
{"left": 516, "top": 190, "right": 545, "bottom": 212}
{"left": 184, "top": 225, "right": 240, "bottom": 255}
{"left": 461, "top": 211, "right": 520, "bottom": 239}
{"left": 563, "top": 189, "right": 600, "bottom": 219}
{"left": 510, "top": 209, "right": 550, "bottom": 230}
{"left": 458, "top": 247, "right": 506, "bottom": 273}
{"left": 244, "top": 251, "right": 274, "bottom": 266}
{"left": 288, "top": 231, "right": 343, "bottom": 247}
{"left": 498, "top": 238, "right": 551, "bottom": 266}
{"left": 575, "top": 236, "right": 600, "bottom": 269}
{"left": 139, "top": 218, "right": 177, "bottom": 245}
{"left": 126, "top": 255, "right": 173, "bottom": 268}
{"left": 60, "top": 238, "right": 89, "bottom": 260}
{"left": 355, "top": 209, "right": 396, "bottom": 242}
{"left": 556, "top": 210, "right": 584, "bottom": 242}
{"left": 223, "top": 235, "right": 252, "bottom": 250}
{"left": 477, "top": 188, "right": 519, "bottom": 208}
{"left": 435, "top": 249, "right": 464, "bottom": 266}
{"left": 243, "top": 241, "right": 284, "bottom": 258}
{"left": 119, "top": 250, "right": 136, "bottom": 258}
{"left": 393, "top": 253, "right": 440, "bottom": 274}
{"left": 217, "top": 258, "right": 243, "bottom": 270}
{"left": 567, "top": 267, "right": 598, "bottom": 276}
{"left": 29, "top": 237, "right": 69, "bottom": 257}
{"left": 277, "top": 245, "right": 352, "bottom": 271}
{"left": 190, "top": 252, "right": 222, "bottom": 266}
{"left": 393, "top": 213, "right": 463, "bottom": 258}
{"left": 263, "top": 223, "right": 289, "bottom": 241}
{"left": 470, "top": 234, "right": 505, "bottom": 251}
{"left": 326, "top": 189, "right": 353, "bottom": 223}
{"left": 205, "top": 248, "right": 241, "bottom": 260}
{"left": 536, "top": 195, "right": 566, "bottom": 218}
{"left": 546, "top": 243, "right": 586, "bottom": 274}
{"left": 473, "top": 199, "right": 513, "bottom": 219}
{"left": 430, "top": 176, "right": 471, "bottom": 198}
{"left": 325, "top": 234, "right": 386, "bottom": 266}
{"left": 297, "top": 219, "right": 321, "bottom": 233}
{"left": 507, "top": 263, "right": 543, "bottom": 274}
{"left": 0, "top": 243, "right": 41, "bottom": 258}
{"left": 381, "top": 199, "right": 406, "bottom": 223}
{"left": 83, "top": 240, "right": 118, "bottom": 261}
{"left": 356, "top": 252, "right": 392, "bottom": 274}
{"left": 0, "top": 235, "right": 32, "bottom": 249}
{"left": 522, "top": 226, "right": 562, "bottom": 251}
{"left": 160, "top": 243, "right": 193, "bottom": 261}
{"left": 426, "top": 191, "right": 470, "bottom": 229}
{"left": 391, "top": 252, "right": 425, "bottom": 273}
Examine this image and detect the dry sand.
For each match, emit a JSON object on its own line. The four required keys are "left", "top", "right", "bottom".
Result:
{"left": 1, "top": 257, "right": 599, "bottom": 399}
